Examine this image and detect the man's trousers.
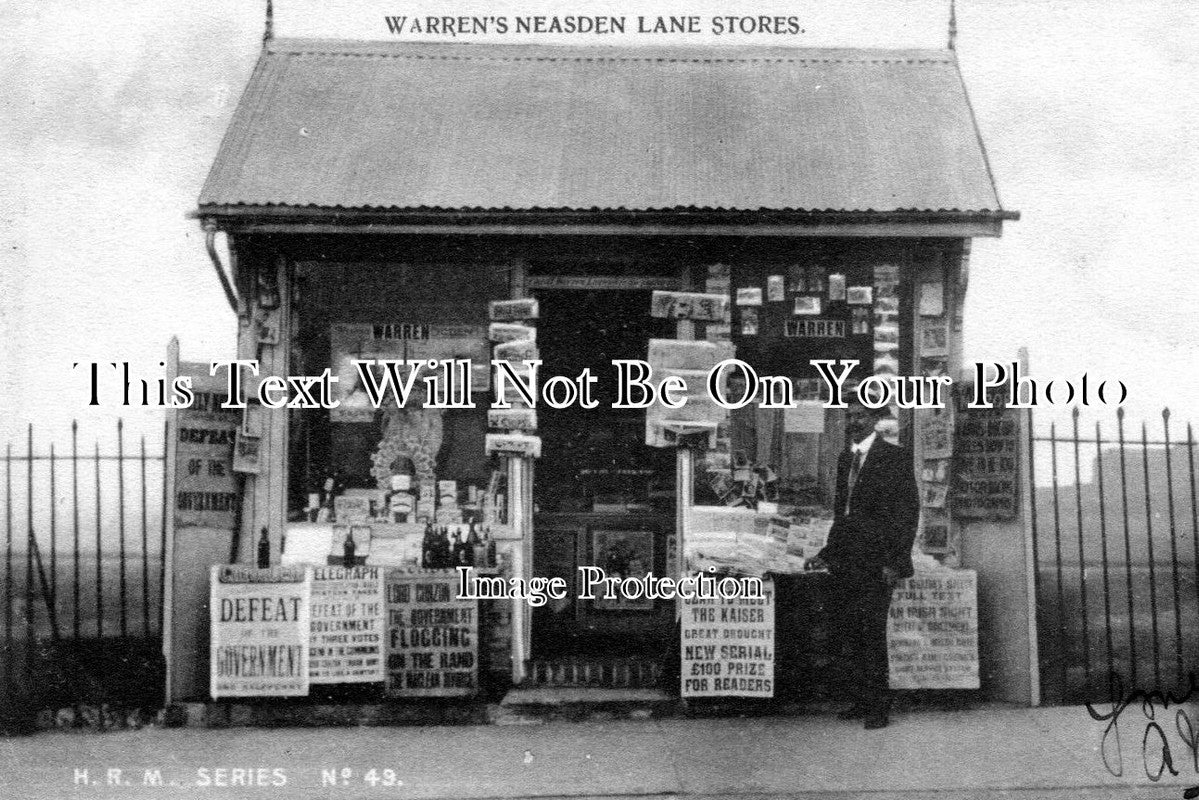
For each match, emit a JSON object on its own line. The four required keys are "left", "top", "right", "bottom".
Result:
{"left": 825, "top": 574, "right": 895, "bottom": 706}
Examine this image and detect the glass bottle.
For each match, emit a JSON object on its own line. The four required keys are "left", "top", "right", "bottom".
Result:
{"left": 484, "top": 527, "right": 497, "bottom": 569}
{"left": 421, "top": 521, "right": 436, "bottom": 569}
{"left": 436, "top": 526, "right": 452, "bottom": 569}
{"left": 256, "top": 527, "right": 271, "bottom": 569}
{"left": 468, "top": 522, "right": 483, "bottom": 568}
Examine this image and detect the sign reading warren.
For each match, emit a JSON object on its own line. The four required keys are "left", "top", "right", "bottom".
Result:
{"left": 309, "top": 565, "right": 386, "bottom": 684}
{"left": 210, "top": 565, "right": 310, "bottom": 698}
{"left": 680, "top": 579, "right": 775, "bottom": 698}
{"left": 385, "top": 570, "right": 478, "bottom": 697}
{"left": 887, "top": 570, "right": 979, "bottom": 689}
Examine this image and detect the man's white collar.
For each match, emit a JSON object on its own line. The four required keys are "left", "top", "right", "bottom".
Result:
{"left": 853, "top": 431, "right": 878, "bottom": 458}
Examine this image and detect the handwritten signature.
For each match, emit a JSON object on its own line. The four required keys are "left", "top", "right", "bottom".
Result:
{"left": 1085, "top": 672, "right": 1199, "bottom": 787}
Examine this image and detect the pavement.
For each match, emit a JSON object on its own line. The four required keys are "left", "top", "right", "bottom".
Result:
{"left": 2, "top": 703, "right": 1199, "bottom": 800}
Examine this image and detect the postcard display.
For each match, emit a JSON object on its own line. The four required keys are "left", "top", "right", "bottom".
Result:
{"left": 898, "top": 249, "right": 980, "bottom": 687}
{"left": 913, "top": 248, "right": 958, "bottom": 559}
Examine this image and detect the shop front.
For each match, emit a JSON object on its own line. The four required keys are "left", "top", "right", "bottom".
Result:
{"left": 168, "top": 37, "right": 1028, "bottom": 710}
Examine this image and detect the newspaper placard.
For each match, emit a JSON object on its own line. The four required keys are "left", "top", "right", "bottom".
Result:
{"left": 952, "top": 399, "right": 1019, "bottom": 520}
{"left": 309, "top": 565, "right": 386, "bottom": 684}
{"left": 887, "top": 570, "right": 979, "bottom": 689}
{"left": 209, "top": 565, "right": 310, "bottom": 698}
{"left": 385, "top": 570, "right": 478, "bottom": 697}
{"left": 680, "top": 579, "right": 775, "bottom": 698}
{"left": 174, "top": 362, "right": 240, "bottom": 528}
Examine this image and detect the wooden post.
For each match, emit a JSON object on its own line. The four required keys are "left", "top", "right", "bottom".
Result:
{"left": 508, "top": 259, "right": 532, "bottom": 685}
{"left": 508, "top": 455, "right": 533, "bottom": 684}
{"left": 162, "top": 337, "right": 180, "bottom": 704}
{"left": 675, "top": 448, "right": 694, "bottom": 580}
{"left": 235, "top": 251, "right": 292, "bottom": 564}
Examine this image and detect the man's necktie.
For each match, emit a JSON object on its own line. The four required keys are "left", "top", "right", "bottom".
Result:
{"left": 845, "top": 449, "right": 863, "bottom": 515}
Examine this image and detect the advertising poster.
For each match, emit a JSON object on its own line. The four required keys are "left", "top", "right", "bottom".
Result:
{"left": 385, "top": 570, "right": 478, "bottom": 697}
{"left": 952, "top": 400, "right": 1020, "bottom": 520}
{"left": 680, "top": 579, "right": 775, "bottom": 698}
{"left": 172, "top": 362, "right": 240, "bottom": 529}
{"left": 209, "top": 565, "right": 311, "bottom": 699}
{"left": 887, "top": 570, "right": 979, "bottom": 689}
{"left": 309, "top": 565, "right": 387, "bottom": 684}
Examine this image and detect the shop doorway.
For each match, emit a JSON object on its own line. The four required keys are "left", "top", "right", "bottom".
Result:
{"left": 529, "top": 288, "right": 676, "bottom": 662}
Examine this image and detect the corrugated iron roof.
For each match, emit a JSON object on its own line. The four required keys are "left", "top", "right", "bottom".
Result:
{"left": 199, "top": 38, "right": 1009, "bottom": 216}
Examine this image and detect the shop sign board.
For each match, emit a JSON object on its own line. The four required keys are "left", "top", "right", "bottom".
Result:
{"left": 485, "top": 433, "right": 541, "bottom": 458}
{"left": 209, "top": 565, "right": 311, "bottom": 698}
{"left": 525, "top": 275, "right": 679, "bottom": 291}
{"left": 488, "top": 323, "right": 537, "bottom": 343}
{"left": 385, "top": 570, "right": 478, "bottom": 697}
{"left": 680, "top": 579, "right": 775, "bottom": 698}
{"left": 645, "top": 339, "right": 735, "bottom": 447}
{"left": 952, "top": 398, "right": 1019, "bottom": 519}
{"left": 887, "top": 570, "right": 979, "bottom": 689}
{"left": 488, "top": 408, "right": 538, "bottom": 431}
{"left": 784, "top": 318, "right": 846, "bottom": 338}
{"left": 650, "top": 290, "right": 730, "bottom": 322}
{"left": 309, "top": 565, "right": 386, "bottom": 684}
{"left": 493, "top": 338, "right": 539, "bottom": 362}
{"left": 489, "top": 298, "right": 539, "bottom": 322}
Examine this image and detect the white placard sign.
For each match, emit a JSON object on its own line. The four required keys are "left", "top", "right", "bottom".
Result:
{"left": 680, "top": 579, "right": 775, "bottom": 698}
{"left": 485, "top": 433, "right": 542, "bottom": 458}
{"left": 385, "top": 570, "right": 478, "bottom": 697}
{"left": 309, "top": 565, "right": 386, "bottom": 684}
{"left": 210, "top": 565, "right": 310, "bottom": 698}
{"left": 888, "top": 570, "right": 979, "bottom": 689}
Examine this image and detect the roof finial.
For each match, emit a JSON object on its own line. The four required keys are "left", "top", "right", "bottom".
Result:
{"left": 263, "top": 0, "right": 274, "bottom": 44}
{"left": 948, "top": 0, "right": 958, "bottom": 50}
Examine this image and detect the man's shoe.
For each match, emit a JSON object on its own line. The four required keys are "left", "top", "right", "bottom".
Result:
{"left": 863, "top": 709, "right": 889, "bottom": 729}
{"left": 838, "top": 703, "right": 867, "bottom": 720}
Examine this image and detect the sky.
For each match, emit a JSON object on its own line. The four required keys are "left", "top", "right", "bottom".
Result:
{"left": 2, "top": 0, "right": 1199, "bottom": 457}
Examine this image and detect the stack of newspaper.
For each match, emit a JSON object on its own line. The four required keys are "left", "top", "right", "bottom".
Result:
{"left": 686, "top": 506, "right": 809, "bottom": 576}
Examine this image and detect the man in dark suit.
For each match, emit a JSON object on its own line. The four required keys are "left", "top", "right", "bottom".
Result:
{"left": 808, "top": 404, "right": 920, "bottom": 729}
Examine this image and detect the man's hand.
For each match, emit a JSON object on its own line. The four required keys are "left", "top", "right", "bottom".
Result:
{"left": 881, "top": 566, "right": 900, "bottom": 586}
{"left": 805, "top": 556, "right": 828, "bottom": 572}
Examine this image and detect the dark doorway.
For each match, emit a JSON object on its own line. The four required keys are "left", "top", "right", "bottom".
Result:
{"left": 532, "top": 289, "right": 675, "bottom": 514}
{"left": 530, "top": 288, "right": 676, "bottom": 661}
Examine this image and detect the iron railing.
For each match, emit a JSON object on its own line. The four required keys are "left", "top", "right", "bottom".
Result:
{"left": 1, "top": 420, "right": 168, "bottom": 720}
{"left": 1031, "top": 406, "right": 1198, "bottom": 704}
